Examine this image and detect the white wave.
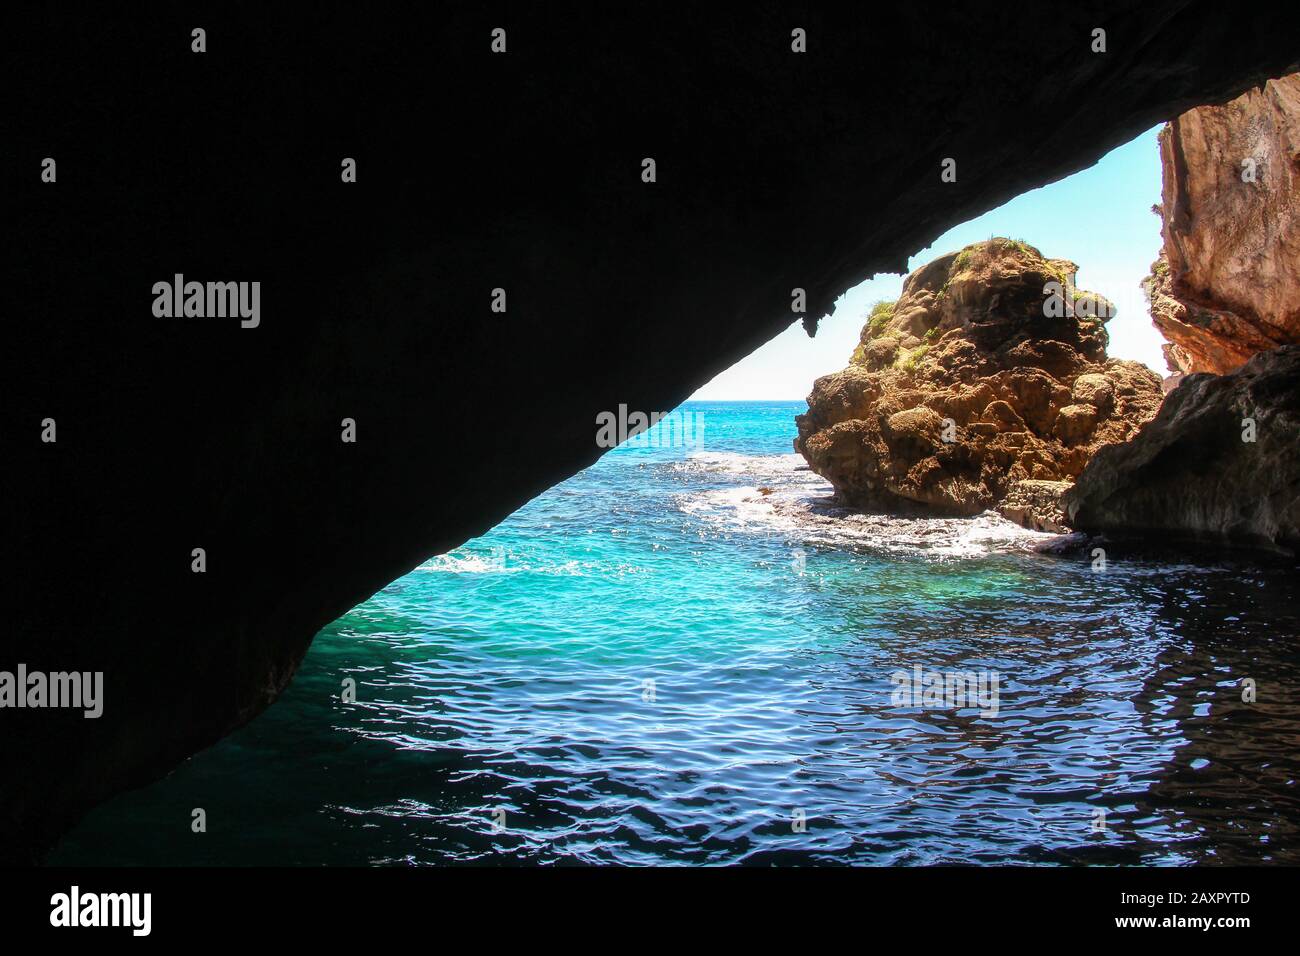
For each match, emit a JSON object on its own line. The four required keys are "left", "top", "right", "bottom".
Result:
{"left": 416, "top": 552, "right": 514, "bottom": 574}
{"left": 678, "top": 479, "right": 1056, "bottom": 559}
{"left": 682, "top": 450, "right": 806, "bottom": 471}
{"left": 675, "top": 451, "right": 825, "bottom": 485}
{"left": 416, "top": 551, "right": 649, "bottom": 578}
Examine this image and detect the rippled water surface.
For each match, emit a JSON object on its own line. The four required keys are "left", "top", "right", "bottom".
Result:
{"left": 53, "top": 402, "right": 1300, "bottom": 865}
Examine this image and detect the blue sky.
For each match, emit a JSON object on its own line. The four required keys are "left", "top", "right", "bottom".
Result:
{"left": 692, "top": 126, "right": 1168, "bottom": 400}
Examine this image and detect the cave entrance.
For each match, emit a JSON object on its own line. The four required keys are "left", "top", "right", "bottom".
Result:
{"left": 55, "top": 124, "right": 1274, "bottom": 868}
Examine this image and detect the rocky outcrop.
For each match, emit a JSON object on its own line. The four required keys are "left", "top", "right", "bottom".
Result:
{"left": 1148, "top": 73, "right": 1300, "bottom": 375}
{"left": 1066, "top": 346, "right": 1300, "bottom": 552}
{"left": 7, "top": 6, "right": 1299, "bottom": 862}
{"left": 795, "top": 240, "right": 1163, "bottom": 522}
{"left": 998, "top": 479, "right": 1073, "bottom": 534}
{"left": 1067, "top": 71, "right": 1300, "bottom": 551}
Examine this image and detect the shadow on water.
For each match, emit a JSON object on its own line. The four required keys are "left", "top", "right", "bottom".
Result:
{"left": 1098, "top": 554, "right": 1300, "bottom": 865}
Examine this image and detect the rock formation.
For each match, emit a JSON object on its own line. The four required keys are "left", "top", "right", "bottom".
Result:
{"left": 7, "top": 6, "right": 1299, "bottom": 861}
{"left": 795, "top": 240, "right": 1163, "bottom": 528}
{"left": 1147, "top": 73, "right": 1300, "bottom": 375}
{"left": 1065, "top": 346, "right": 1300, "bottom": 552}
{"left": 1067, "top": 72, "right": 1300, "bottom": 552}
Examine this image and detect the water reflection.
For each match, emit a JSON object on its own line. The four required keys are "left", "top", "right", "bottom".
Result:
{"left": 48, "top": 422, "right": 1300, "bottom": 866}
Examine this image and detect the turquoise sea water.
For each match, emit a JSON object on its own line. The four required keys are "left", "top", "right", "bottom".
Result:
{"left": 53, "top": 401, "right": 1300, "bottom": 865}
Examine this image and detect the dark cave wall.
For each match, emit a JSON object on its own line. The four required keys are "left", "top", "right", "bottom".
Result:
{"left": 5, "top": 2, "right": 1299, "bottom": 861}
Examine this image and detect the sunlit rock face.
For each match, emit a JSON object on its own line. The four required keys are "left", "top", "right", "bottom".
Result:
{"left": 1069, "top": 71, "right": 1300, "bottom": 551}
{"left": 1149, "top": 73, "right": 1300, "bottom": 376}
{"left": 795, "top": 241, "right": 1163, "bottom": 524}
{"left": 1066, "top": 346, "right": 1300, "bottom": 552}
{"left": 7, "top": 6, "right": 1300, "bottom": 861}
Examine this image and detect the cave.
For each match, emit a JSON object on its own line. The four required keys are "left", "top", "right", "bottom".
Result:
{"left": 6, "top": 4, "right": 1300, "bottom": 867}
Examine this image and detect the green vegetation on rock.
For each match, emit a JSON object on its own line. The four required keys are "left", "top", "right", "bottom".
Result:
{"left": 865, "top": 299, "right": 896, "bottom": 336}
{"left": 897, "top": 343, "right": 930, "bottom": 372}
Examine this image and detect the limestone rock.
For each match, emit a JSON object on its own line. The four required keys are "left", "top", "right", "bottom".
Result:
{"left": 1066, "top": 345, "right": 1300, "bottom": 552}
{"left": 1147, "top": 73, "right": 1300, "bottom": 375}
{"left": 796, "top": 239, "right": 1164, "bottom": 522}
{"left": 997, "top": 480, "right": 1073, "bottom": 534}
